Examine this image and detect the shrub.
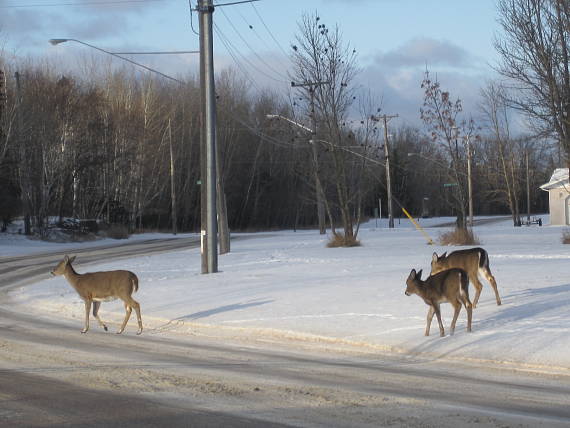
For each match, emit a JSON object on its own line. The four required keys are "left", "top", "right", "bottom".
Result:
{"left": 105, "top": 224, "right": 130, "bottom": 240}
{"left": 438, "top": 227, "right": 480, "bottom": 246}
{"left": 562, "top": 230, "right": 570, "bottom": 244}
{"left": 327, "top": 233, "right": 361, "bottom": 248}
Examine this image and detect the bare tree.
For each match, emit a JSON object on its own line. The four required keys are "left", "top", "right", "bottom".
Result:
{"left": 495, "top": 0, "right": 570, "bottom": 167}
{"left": 420, "top": 70, "right": 478, "bottom": 229}
{"left": 479, "top": 81, "right": 527, "bottom": 225}
{"left": 290, "top": 12, "right": 361, "bottom": 245}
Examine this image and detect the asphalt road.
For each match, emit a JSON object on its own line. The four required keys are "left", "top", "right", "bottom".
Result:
{"left": 1, "top": 236, "right": 570, "bottom": 427}
{"left": 0, "top": 236, "right": 201, "bottom": 290}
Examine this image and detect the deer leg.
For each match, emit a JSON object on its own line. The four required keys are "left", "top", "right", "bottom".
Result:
{"left": 128, "top": 297, "right": 143, "bottom": 335}
{"left": 434, "top": 305, "right": 445, "bottom": 337}
{"left": 466, "top": 303, "right": 473, "bottom": 332}
{"left": 117, "top": 302, "right": 132, "bottom": 334}
{"left": 471, "top": 276, "right": 484, "bottom": 309}
{"left": 482, "top": 268, "right": 501, "bottom": 306}
{"left": 425, "top": 306, "right": 435, "bottom": 336}
{"left": 82, "top": 299, "right": 92, "bottom": 334}
{"left": 92, "top": 301, "right": 108, "bottom": 332}
{"left": 450, "top": 303, "right": 461, "bottom": 335}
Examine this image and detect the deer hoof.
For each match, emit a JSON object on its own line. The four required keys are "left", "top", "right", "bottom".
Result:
{"left": 81, "top": 329, "right": 88, "bottom": 334}
{"left": 136, "top": 330, "right": 142, "bottom": 335}
{"left": 103, "top": 326, "right": 108, "bottom": 332}
{"left": 116, "top": 330, "right": 124, "bottom": 335}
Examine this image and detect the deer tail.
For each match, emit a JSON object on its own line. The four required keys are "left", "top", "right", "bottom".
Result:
{"left": 460, "top": 270, "right": 472, "bottom": 308}
{"left": 478, "top": 248, "right": 489, "bottom": 269}
{"left": 131, "top": 273, "right": 139, "bottom": 293}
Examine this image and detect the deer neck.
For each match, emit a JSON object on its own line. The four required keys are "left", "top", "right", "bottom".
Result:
{"left": 415, "top": 282, "right": 435, "bottom": 304}
{"left": 63, "top": 265, "right": 81, "bottom": 286}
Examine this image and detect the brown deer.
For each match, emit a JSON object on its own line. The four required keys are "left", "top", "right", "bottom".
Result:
{"left": 431, "top": 247, "right": 501, "bottom": 308}
{"left": 50, "top": 255, "right": 142, "bottom": 335}
{"left": 405, "top": 268, "right": 473, "bottom": 337}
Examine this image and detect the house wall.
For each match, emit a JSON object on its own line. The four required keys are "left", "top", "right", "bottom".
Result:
{"left": 548, "top": 189, "right": 570, "bottom": 225}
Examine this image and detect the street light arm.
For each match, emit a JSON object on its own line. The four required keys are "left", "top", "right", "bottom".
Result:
{"left": 49, "top": 38, "right": 185, "bottom": 85}
{"left": 266, "top": 114, "right": 314, "bottom": 134}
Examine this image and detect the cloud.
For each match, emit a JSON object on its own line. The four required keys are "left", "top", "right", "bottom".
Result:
{"left": 372, "top": 37, "right": 479, "bottom": 70}
{"left": 0, "top": 0, "right": 162, "bottom": 53}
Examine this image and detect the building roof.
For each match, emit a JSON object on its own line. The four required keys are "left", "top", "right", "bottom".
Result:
{"left": 540, "top": 168, "right": 569, "bottom": 191}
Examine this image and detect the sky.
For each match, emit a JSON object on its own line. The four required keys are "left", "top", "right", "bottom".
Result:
{"left": 6, "top": 214, "right": 570, "bottom": 372}
{"left": 0, "top": 0, "right": 502, "bottom": 128}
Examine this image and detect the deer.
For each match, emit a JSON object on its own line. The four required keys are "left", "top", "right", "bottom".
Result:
{"left": 430, "top": 247, "right": 501, "bottom": 308}
{"left": 405, "top": 268, "right": 473, "bottom": 337}
{"left": 50, "top": 255, "right": 142, "bottom": 335}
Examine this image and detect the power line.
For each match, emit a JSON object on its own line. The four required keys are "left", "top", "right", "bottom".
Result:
{"left": 213, "top": 24, "right": 264, "bottom": 93}
{"left": 214, "top": 23, "right": 286, "bottom": 89}
{"left": 188, "top": 0, "right": 200, "bottom": 36}
{"left": 233, "top": 6, "right": 292, "bottom": 73}
{"left": 218, "top": 6, "right": 289, "bottom": 82}
{"left": 0, "top": 0, "right": 167, "bottom": 8}
{"left": 250, "top": 2, "right": 289, "bottom": 58}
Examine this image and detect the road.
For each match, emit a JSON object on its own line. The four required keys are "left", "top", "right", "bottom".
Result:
{"left": 1, "top": 237, "right": 570, "bottom": 427}
{"left": 0, "top": 236, "right": 201, "bottom": 290}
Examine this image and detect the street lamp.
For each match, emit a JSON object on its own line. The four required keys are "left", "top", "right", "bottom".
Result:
{"left": 49, "top": 39, "right": 187, "bottom": 85}
{"left": 49, "top": 37, "right": 221, "bottom": 273}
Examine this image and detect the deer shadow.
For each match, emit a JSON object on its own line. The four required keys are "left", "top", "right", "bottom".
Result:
{"left": 173, "top": 299, "right": 274, "bottom": 321}
{"left": 405, "top": 283, "right": 570, "bottom": 359}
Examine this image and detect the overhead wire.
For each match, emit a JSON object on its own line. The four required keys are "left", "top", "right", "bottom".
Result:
{"left": 188, "top": 0, "right": 200, "bottom": 36}
{"left": 250, "top": 2, "right": 290, "bottom": 58}
{"left": 217, "top": 6, "right": 289, "bottom": 82}
{"left": 233, "top": 6, "right": 292, "bottom": 73}
{"left": 213, "top": 21, "right": 288, "bottom": 85}
{"left": 213, "top": 24, "right": 265, "bottom": 93}
{"left": 0, "top": 0, "right": 166, "bottom": 8}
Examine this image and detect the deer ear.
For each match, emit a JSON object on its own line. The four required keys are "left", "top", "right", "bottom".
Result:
{"left": 442, "top": 252, "right": 447, "bottom": 258}
{"left": 408, "top": 269, "right": 416, "bottom": 280}
{"left": 417, "top": 269, "right": 423, "bottom": 279}
{"left": 69, "top": 256, "right": 76, "bottom": 264}
{"left": 432, "top": 252, "right": 438, "bottom": 262}
{"left": 64, "top": 255, "right": 69, "bottom": 262}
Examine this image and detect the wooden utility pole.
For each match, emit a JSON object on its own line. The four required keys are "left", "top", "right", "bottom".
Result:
{"left": 15, "top": 71, "right": 31, "bottom": 235}
{"left": 467, "top": 137, "right": 473, "bottom": 227}
{"left": 372, "top": 114, "right": 398, "bottom": 228}
{"left": 168, "top": 119, "right": 177, "bottom": 235}
{"left": 526, "top": 150, "right": 531, "bottom": 224}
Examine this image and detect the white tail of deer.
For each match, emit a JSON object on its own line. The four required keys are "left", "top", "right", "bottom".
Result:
{"left": 51, "top": 255, "right": 142, "bottom": 335}
{"left": 405, "top": 268, "right": 473, "bottom": 337}
{"left": 431, "top": 247, "right": 501, "bottom": 308}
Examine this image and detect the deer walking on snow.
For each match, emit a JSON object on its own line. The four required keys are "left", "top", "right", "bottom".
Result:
{"left": 50, "top": 255, "right": 143, "bottom": 335}
{"left": 430, "top": 247, "right": 501, "bottom": 308}
{"left": 405, "top": 268, "right": 473, "bottom": 337}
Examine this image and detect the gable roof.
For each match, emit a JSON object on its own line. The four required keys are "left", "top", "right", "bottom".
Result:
{"left": 540, "top": 168, "right": 569, "bottom": 191}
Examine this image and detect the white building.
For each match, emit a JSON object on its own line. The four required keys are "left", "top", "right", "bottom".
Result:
{"left": 540, "top": 168, "right": 570, "bottom": 225}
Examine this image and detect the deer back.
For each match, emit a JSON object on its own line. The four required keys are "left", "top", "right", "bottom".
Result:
{"left": 431, "top": 248, "right": 487, "bottom": 277}
{"left": 75, "top": 270, "right": 138, "bottom": 300}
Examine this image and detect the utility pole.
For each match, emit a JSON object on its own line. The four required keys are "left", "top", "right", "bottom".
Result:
{"left": 168, "top": 118, "right": 177, "bottom": 235}
{"left": 526, "top": 150, "right": 531, "bottom": 224}
{"left": 467, "top": 137, "right": 473, "bottom": 227}
{"left": 291, "top": 80, "right": 329, "bottom": 235}
{"left": 198, "top": 0, "right": 218, "bottom": 273}
{"left": 15, "top": 72, "right": 30, "bottom": 235}
{"left": 372, "top": 114, "right": 398, "bottom": 228}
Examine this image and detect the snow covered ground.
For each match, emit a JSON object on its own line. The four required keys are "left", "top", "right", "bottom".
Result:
{"left": 3, "top": 215, "right": 570, "bottom": 372}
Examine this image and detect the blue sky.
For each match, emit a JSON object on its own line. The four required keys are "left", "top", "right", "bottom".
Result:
{"left": 0, "top": 0, "right": 501, "bottom": 127}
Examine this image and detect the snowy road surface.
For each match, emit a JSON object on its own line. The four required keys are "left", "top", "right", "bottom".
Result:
{"left": 2, "top": 223, "right": 570, "bottom": 427}
{"left": 1, "top": 306, "right": 570, "bottom": 427}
